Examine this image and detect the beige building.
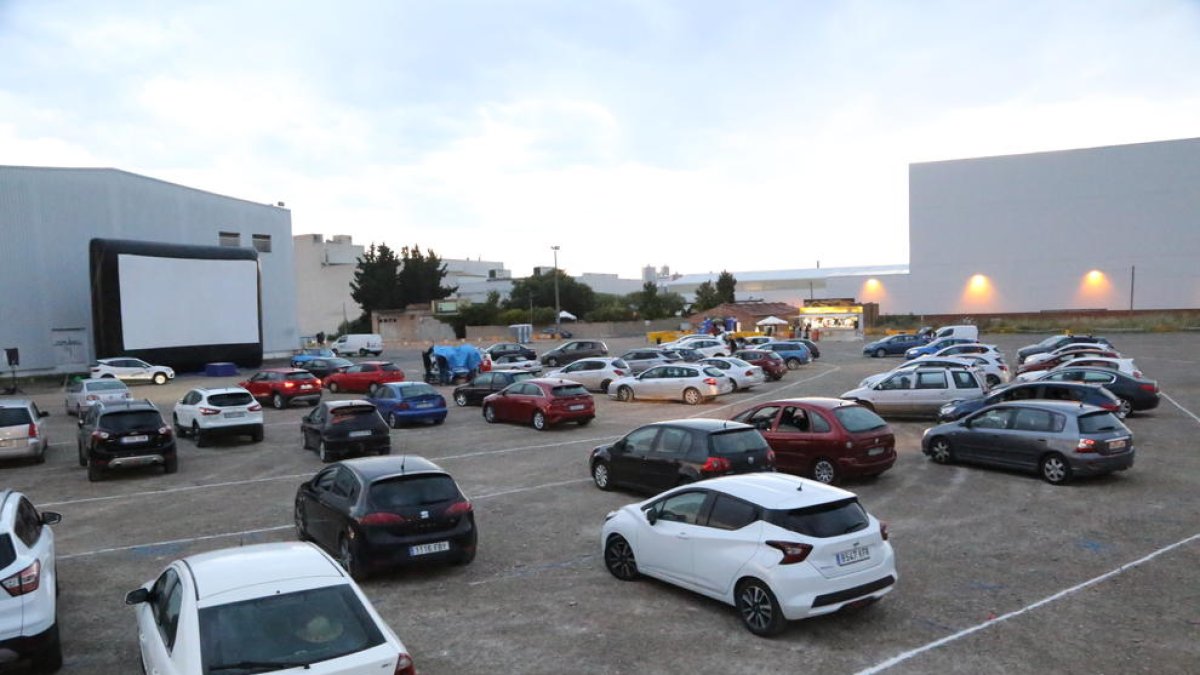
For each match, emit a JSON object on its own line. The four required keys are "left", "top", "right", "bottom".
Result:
{"left": 293, "top": 233, "right": 363, "bottom": 338}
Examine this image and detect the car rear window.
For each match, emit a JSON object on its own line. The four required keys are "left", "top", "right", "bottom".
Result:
{"left": 1078, "top": 412, "right": 1124, "bottom": 434}
{"left": 512, "top": 372, "right": 535, "bottom": 382}
{"left": 331, "top": 405, "right": 377, "bottom": 418}
{"left": 611, "top": 359, "right": 628, "bottom": 369}
{"left": 399, "top": 384, "right": 437, "bottom": 398}
{"left": 768, "top": 498, "right": 869, "bottom": 538}
{"left": 88, "top": 380, "right": 128, "bottom": 391}
{"left": 833, "top": 406, "right": 887, "bottom": 433}
{"left": 710, "top": 429, "right": 769, "bottom": 455}
{"left": 702, "top": 367, "right": 725, "bottom": 378}
{"left": 552, "top": 384, "right": 590, "bottom": 398}
{"left": 100, "top": 410, "right": 163, "bottom": 432}
{"left": 208, "top": 392, "right": 254, "bottom": 407}
{"left": 368, "top": 475, "right": 461, "bottom": 509}
{"left": 286, "top": 371, "right": 317, "bottom": 381}
{"left": 0, "top": 534, "right": 14, "bottom": 569}
{"left": 0, "top": 408, "right": 33, "bottom": 427}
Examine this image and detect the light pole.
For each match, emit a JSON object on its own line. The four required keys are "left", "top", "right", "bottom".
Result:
{"left": 551, "top": 245, "right": 561, "bottom": 336}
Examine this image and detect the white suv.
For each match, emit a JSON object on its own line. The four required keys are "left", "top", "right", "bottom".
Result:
{"left": 0, "top": 490, "right": 62, "bottom": 672}
{"left": 172, "top": 387, "right": 264, "bottom": 446}
{"left": 90, "top": 358, "right": 175, "bottom": 385}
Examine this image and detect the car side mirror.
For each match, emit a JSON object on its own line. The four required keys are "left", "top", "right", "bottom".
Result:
{"left": 40, "top": 511, "right": 62, "bottom": 525}
{"left": 645, "top": 509, "right": 658, "bottom": 526}
{"left": 125, "top": 588, "right": 150, "bottom": 605}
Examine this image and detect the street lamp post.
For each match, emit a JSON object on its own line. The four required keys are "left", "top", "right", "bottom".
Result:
{"left": 551, "top": 245, "right": 561, "bottom": 336}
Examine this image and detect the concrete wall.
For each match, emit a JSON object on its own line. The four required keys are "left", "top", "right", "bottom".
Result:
{"left": 293, "top": 233, "right": 362, "bottom": 337}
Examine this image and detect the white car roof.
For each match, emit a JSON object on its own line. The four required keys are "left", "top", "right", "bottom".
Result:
{"left": 185, "top": 542, "right": 346, "bottom": 601}
{"left": 692, "top": 473, "right": 856, "bottom": 510}
{"left": 193, "top": 386, "right": 252, "bottom": 396}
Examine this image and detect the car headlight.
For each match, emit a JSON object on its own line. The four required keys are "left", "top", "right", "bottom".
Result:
{"left": 604, "top": 511, "right": 617, "bottom": 522}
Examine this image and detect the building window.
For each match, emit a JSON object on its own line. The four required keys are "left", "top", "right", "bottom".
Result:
{"left": 251, "top": 234, "right": 272, "bottom": 253}
{"left": 218, "top": 231, "right": 240, "bottom": 247}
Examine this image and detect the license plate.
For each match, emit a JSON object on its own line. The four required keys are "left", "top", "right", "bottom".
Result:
{"left": 0, "top": 440, "right": 11, "bottom": 448}
{"left": 1109, "top": 438, "right": 1128, "bottom": 450}
{"left": 410, "top": 541, "right": 451, "bottom": 556}
{"left": 569, "top": 404, "right": 586, "bottom": 411}
{"left": 121, "top": 435, "right": 149, "bottom": 444}
{"left": 300, "top": 384, "right": 313, "bottom": 390}
{"left": 867, "top": 447, "right": 884, "bottom": 456}
{"left": 836, "top": 546, "right": 870, "bottom": 566}
{"left": 225, "top": 412, "right": 246, "bottom": 418}
{"left": 415, "top": 402, "right": 433, "bottom": 408}
{"left": 349, "top": 430, "right": 372, "bottom": 437}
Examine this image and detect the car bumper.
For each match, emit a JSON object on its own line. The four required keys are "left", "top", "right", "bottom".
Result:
{"left": 358, "top": 523, "right": 476, "bottom": 569}
{"left": 1067, "top": 448, "right": 1134, "bottom": 476}
{"left": 0, "top": 621, "right": 57, "bottom": 663}
{"left": 386, "top": 408, "right": 448, "bottom": 424}
{"left": 837, "top": 450, "right": 897, "bottom": 477}
{"left": 1132, "top": 394, "right": 1160, "bottom": 411}
{"left": 284, "top": 392, "right": 323, "bottom": 404}
{"left": 326, "top": 436, "right": 391, "bottom": 457}
{"left": 0, "top": 439, "right": 44, "bottom": 460}
{"left": 776, "top": 546, "right": 898, "bottom": 620}
{"left": 546, "top": 409, "right": 595, "bottom": 425}
{"left": 199, "top": 422, "right": 263, "bottom": 437}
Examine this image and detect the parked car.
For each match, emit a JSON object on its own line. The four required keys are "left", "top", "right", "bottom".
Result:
{"left": 291, "top": 347, "right": 336, "bottom": 367}
{"left": 89, "top": 357, "right": 175, "bottom": 385}
{"left": 608, "top": 364, "right": 734, "bottom": 404}
{"left": 862, "top": 333, "right": 927, "bottom": 358}
{"left": 539, "top": 340, "right": 609, "bottom": 367}
{"left": 484, "top": 342, "right": 537, "bottom": 361}
{"left": 0, "top": 491, "right": 63, "bottom": 672}
{"left": 929, "top": 343, "right": 1002, "bottom": 359}
{"left": 937, "top": 381, "right": 1123, "bottom": 422}
{"left": 793, "top": 337, "right": 821, "bottom": 360}
{"left": 599, "top": 473, "right": 896, "bottom": 636}
{"left": 858, "top": 357, "right": 985, "bottom": 389}
{"left": 620, "top": 348, "right": 677, "bottom": 375}
{"left": 734, "top": 349, "right": 787, "bottom": 381}
{"left": 482, "top": 379, "right": 595, "bottom": 430}
{"left": 1021, "top": 343, "right": 1120, "bottom": 367}
{"left": 294, "top": 456, "right": 476, "bottom": 579}
{"left": 301, "top": 400, "right": 391, "bottom": 463}
{"left": 330, "top": 333, "right": 384, "bottom": 357}
{"left": 1016, "top": 334, "right": 1113, "bottom": 364}
{"left": 906, "top": 353, "right": 1009, "bottom": 387}
{"left": 368, "top": 382, "right": 447, "bottom": 427}
{"left": 64, "top": 377, "right": 131, "bottom": 416}
{"left": 240, "top": 368, "right": 323, "bottom": 409}
{"left": 1017, "top": 355, "right": 1140, "bottom": 381}
{"left": 125, "top": 542, "right": 415, "bottom": 674}
{"left": 589, "top": 419, "right": 775, "bottom": 493}
{"left": 904, "top": 337, "right": 977, "bottom": 360}
{"left": 731, "top": 398, "right": 895, "bottom": 484}
{"left": 1032, "top": 367, "right": 1159, "bottom": 417}
{"left": 323, "top": 361, "right": 406, "bottom": 395}
{"left": 841, "top": 367, "right": 986, "bottom": 417}
{"left": 661, "top": 337, "right": 728, "bottom": 358}
{"left": 666, "top": 346, "right": 705, "bottom": 362}
{"left": 757, "top": 342, "right": 812, "bottom": 369}
{"left": 490, "top": 353, "right": 543, "bottom": 373}
{"left": 0, "top": 399, "right": 50, "bottom": 464}
{"left": 298, "top": 356, "right": 356, "bottom": 379}
{"left": 76, "top": 400, "right": 177, "bottom": 481}
{"left": 172, "top": 386, "right": 264, "bottom": 446}
{"left": 543, "top": 357, "right": 630, "bottom": 393}
{"left": 700, "top": 357, "right": 765, "bottom": 391}
{"left": 922, "top": 401, "right": 1134, "bottom": 485}
{"left": 453, "top": 370, "right": 535, "bottom": 407}
{"left": 928, "top": 324, "right": 979, "bottom": 341}
{"left": 1016, "top": 349, "right": 1121, "bottom": 377}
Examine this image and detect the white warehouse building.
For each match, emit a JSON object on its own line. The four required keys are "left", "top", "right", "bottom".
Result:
{"left": 0, "top": 166, "right": 298, "bottom": 375}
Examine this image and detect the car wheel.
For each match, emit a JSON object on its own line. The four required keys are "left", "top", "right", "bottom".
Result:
{"left": 152, "top": 372, "right": 168, "bottom": 385}
{"left": 604, "top": 534, "right": 640, "bottom": 581}
{"left": 163, "top": 454, "right": 178, "bottom": 474}
{"left": 433, "top": 417, "right": 445, "bottom": 425}
{"left": 1040, "top": 452, "right": 1072, "bottom": 485}
{"left": 592, "top": 461, "right": 612, "bottom": 490}
{"left": 617, "top": 386, "right": 634, "bottom": 402}
{"left": 577, "top": 417, "right": 592, "bottom": 426}
{"left": 771, "top": 373, "right": 784, "bottom": 381}
{"left": 272, "top": 393, "right": 287, "bottom": 410}
{"left": 986, "top": 374, "right": 1001, "bottom": 388}
{"left": 483, "top": 405, "right": 497, "bottom": 423}
{"left": 173, "top": 414, "right": 186, "bottom": 437}
{"left": 875, "top": 348, "right": 887, "bottom": 358}
{"left": 319, "top": 440, "right": 333, "bottom": 463}
{"left": 545, "top": 357, "right": 558, "bottom": 367}
{"left": 682, "top": 387, "right": 702, "bottom": 405}
{"left": 294, "top": 500, "right": 309, "bottom": 541}
{"left": 193, "top": 422, "right": 207, "bottom": 447}
{"left": 812, "top": 458, "right": 838, "bottom": 484}
{"left": 29, "top": 621, "right": 62, "bottom": 672}
{"left": 785, "top": 358, "right": 801, "bottom": 370}
{"left": 329, "top": 381, "right": 340, "bottom": 393}
{"left": 359, "top": 349, "right": 368, "bottom": 356}
{"left": 532, "top": 411, "right": 547, "bottom": 430}
{"left": 928, "top": 437, "right": 954, "bottom": 464}
{"left": 77, "top": 442, "right": 86, "bottom": 467}
{"left": 338, "top": 533, "right": 366, "bottom": 580}
{"left": 854, "top": 399, "right": 876, "bottom": 412}
{"left": 454, "top": 392, "right": 468, "bottom": 407}
{"left": 251, "top": 427, "right": 264, "bottom": 442}
{"left": 34, "top": 445, "right": 46, "bottom": 464}
{"left": 1116, "top": 397, "right": 1133, "bottom": 419}
{"left": 101, "top": 373, "right": 115, "bottom": 378}
{"left": 86, "top": 459, "right": 102, "bottom": 482}
{"left": 456, "top": 544, "right": 477, "bottom": 566}
{"left": 737, "top": 578, "right": 786, "bottom": 637}
{"left": 388, "top": 412, "right": 401, "bottom": 429}
{"left": 599, "top": 378, "right": 612, "bottom": 393}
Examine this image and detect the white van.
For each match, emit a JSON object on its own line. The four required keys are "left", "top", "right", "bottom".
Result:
{"left": 330, "top": 333, "right": 384, "bottom": 357}
{"left": 933, "top": 325, "right": 979, "bottom": 341}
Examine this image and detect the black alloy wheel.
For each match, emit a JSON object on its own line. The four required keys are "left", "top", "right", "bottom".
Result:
{"left": 604, "top": 535, "right": 640, "bottom": 581}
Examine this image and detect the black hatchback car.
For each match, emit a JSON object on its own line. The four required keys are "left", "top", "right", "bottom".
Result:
{"left": 1034, "top": 367, "right": 1159, "bottom": 418}
{"left": 590, "top": 419, "right": 774, "bottom": 494}
{"left": 452, "top": 370, "right": 534, "bottom": 407}
{"left": 294, "top": 456, "right": 477, "bottom": 579}
{"left": 937, "top": 381, "right": 1122, "bottom": 422}
{"left": 77, "top": 400, "right": 177, "bottom": 481}
{"left": 300, "top": 400, "right": 391, "bottom": 463}
{"left": 299, "top": 357, "right": 355, "bottom": 379}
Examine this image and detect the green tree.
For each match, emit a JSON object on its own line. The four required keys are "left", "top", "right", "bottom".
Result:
{"left": 588, "top": 292, "right": 635, "bottom": 321}
{"left": 349, "top": 243, "right": 403, "bottom": 315}
{"left": 716, "top": 270, "right": 737, "bottom": 304}
{"left": 692, "top": 280, "right": 722, "bottom": 312}
{"left": 505, "top": 269, "right": 596, "bottom": 318}
{"left": 397, "top": 245, "right": 457, "bottom": 307}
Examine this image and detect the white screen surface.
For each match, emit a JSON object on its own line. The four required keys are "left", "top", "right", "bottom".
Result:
{"left": 118, "top": 254, "right": 260, "bottom": 350}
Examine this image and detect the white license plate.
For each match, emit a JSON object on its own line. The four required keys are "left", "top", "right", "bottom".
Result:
{"left": 1109, "top": 438, "right": 1128, "bottom": 450}
{"left": 349, "top": 430, "right": 372, "bottom": 438}
{"left": 410, "top": 541, "right": 451, "bottom": 556}
{"left": 415, "top": 402, "right": 434, "bottom": 409}
{"left": 0, "top": 440, "right": 11, "bottom": 448}
{"left": 836, "top": 546, "right": 870, "bottom": 566}
{"left": 300, "top": 384, "right": 313, "bottom": 390}
{"left": 569, "top": 404, "right": 586, "bottom": 411}
{"left": 225, "top": 411, "right": 246, "bottom": 418}
{"left": 122, "top": 435, "right": 149, "bottom": 444}
{"left": 867, "top": 447, "right": 884, "bottom": 456}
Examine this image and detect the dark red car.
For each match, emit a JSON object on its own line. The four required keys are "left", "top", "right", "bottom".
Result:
{"left": 733, "top": 349, "right": 786, "bottom": 381}
{"left": 481, "top": 378, "right": 595, "bottom": 430}
{"left": 323, "top": 361, "right": 406, "bottom": 394}
{"left": 239, "top": 368, "right": 323, "bottom": 409}
{"left": 730, "top": 397, "right": 895, "bottom": 484}
{"left": 1016, "top": 349, "right": 1120, "bottom": 376}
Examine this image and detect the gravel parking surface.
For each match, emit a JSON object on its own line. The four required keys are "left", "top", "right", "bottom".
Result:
{"left": 3, "top": 333, "right": 1198, "bottom": 674}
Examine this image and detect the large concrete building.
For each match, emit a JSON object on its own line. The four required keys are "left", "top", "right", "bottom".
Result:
{"left": 0, "top": 166, "right": 297, "bottom": 375}
{"left": 293, "top": 233, "right": 363, "bottom": 337}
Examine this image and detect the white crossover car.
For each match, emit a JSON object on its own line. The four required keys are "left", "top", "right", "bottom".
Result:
{"left": 0, "top": 490, "right": 63, "bottom": 672}
{"left": 172, "top": 387, "right": 264, "bottom": 446}
{"left": 90, "top": 358, "right": 175, "bottom": 385}
{"left": 544, "top": 357, "right": 631, "bottom": 393}
{"left": 608, "top": 364, "right": 734, "bottom": 405}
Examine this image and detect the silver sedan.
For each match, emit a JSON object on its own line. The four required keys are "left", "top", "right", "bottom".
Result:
{"left": 64, "top": 378, "right": 132, "bottom": 416}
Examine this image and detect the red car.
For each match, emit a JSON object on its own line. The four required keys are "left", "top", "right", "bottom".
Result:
{"left": 730, "top": 397, "right": 895, "bottom": 484}
{"left": 1017, "top": 349, "right": 1120, "bottom": 376}
{"left": 733, "top": 349, "right": 787, "bottom": 381}
{"left": 481, "top": 378, "right": 595, "bottom": 430}
{"left": 323, "top": 361, "right": 406, "bottom": 394}
{"left": 239, "top": 368, "right": 323, "bottom": 409}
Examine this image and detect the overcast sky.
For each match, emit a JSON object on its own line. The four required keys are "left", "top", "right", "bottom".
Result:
{"left": 4, "top": 1, "right": 1199, "bottom": 280}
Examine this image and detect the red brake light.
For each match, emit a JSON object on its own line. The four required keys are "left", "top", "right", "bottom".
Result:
{"left": 700, "top": 456, "right": 732, "bottom": 474}
{"left": 200, "top": 407, "right": 220, "bottom": 416}
{"left": 86, "top": 394, "right": 99, "bottom": 401}
{"left": 1076, "top": 438, "right": 1097, "bottom": 453}
{"left": 765, "top": 540, "right": 813, "bottom": 565}
{"left": 27, "top": 423, "right": 37, "bottom": 439}
{"left": 395, "top": 652, "right": 416, "bottom": 675}
{"left": 1, "top": 560, "right": 41, "bottom": 596}
{"left": 248, "top": 403, "right": 262, "bottom": 412}
{"left": 446, "top": 500, "right": 473, "bottom": 516}
{"left": 283, "top": 381, "right": 296, "bottom": 389}
{"left": 703, "top": 377, "right": 718, "bottom": 385}
{"left": 158, "top": 425, "right": 173, "bottom": 436}
{"left": 613, "top": 369, "right": 625, "bottom": 376}
{"left": 880, "top": 521, "right": 890, "bottom": 541}
{"left": 358, "top": 512, "right": 408, "bottom": 526}
{"left": 1139, "top": 382, "right": 1156, "bottom": 392}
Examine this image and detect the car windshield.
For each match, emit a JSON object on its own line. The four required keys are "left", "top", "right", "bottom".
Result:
{"left": 769, "top": 498, "right": 869, "bottom": 538}
{"left": 710, "top": 429, "right": 769, "bottom": 455}
{"left": 397, "top": 383, "right": 437, "bottom": 398}
{"left": 0, "top": 408, "right": 33, "bottom": 427}
{"left": 833, "top": 406, "right": 888, "bottom": 432}
{"left": 208, "top": 392, "right": 254, "bottom": 407}
{"left": 101, "top": 410, "right": 163, "bottom": 432}
{"left": 369, "top": 474, "right": 461, "bottom": 508}
{"left": 286, "top": 372, "right": 317, "bottom": 381}
{"left": 199, "top": 584, "right": 384, "bottom": 674}
{"left": 87, "top": 380, "right": 127, "bottom": 391}
{"left": 552, "top": 384, "right": 590, "bottom": 398}
{"left": 1078, "top": 412, "right": 1124, "bottom": 433}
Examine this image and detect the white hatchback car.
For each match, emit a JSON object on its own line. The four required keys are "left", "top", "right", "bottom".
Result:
{"left": 172, "top": 387, "right": 265, "bottom": 446}
{"left": 661, "top": 337, "right": 728, "bottom": 358}
{"left": 0, "top": 490, "right": 63, "bottom": 672}
{"left": 608, "top": 364, "right": 734, "bottom": 405}
{"left": 601, "top": 473, "right": 895, "bottom": 636}
{"left": 90, "top": 357, "right": 175, "bottom": 385}
{"left": 699, "top": 357, "right": 765, "bottom": 391}
{"left": 64, "top": 377, "right": 131, "bottom": 416}
{"left": 126, "top": 541, "right": 414, "bottom": 675}
{"left": 544, "top": 357, "right": 631, "bottom": 393}
{"left": 489, "top": 353, "right": 543, "bottom": 373}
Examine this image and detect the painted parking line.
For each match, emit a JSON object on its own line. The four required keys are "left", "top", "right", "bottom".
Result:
{"left": 56, "top": 478, "right": 590, "bottom": 560}
{"left": 856, "top": 531, "right": 1200, "bottom": 674}
{"left": 1161, "top": 392, "right": 1200, "bottom": 426}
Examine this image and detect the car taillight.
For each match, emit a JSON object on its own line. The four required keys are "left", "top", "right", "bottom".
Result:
{"left": 86, "top": 394, "right": 99, "bottom": 401}
{"left": 27, "top": 423, "right": 38, "bottom": 439}
{"left": 314, "top": 378, "right": 323, "bottom": 388}
{"left": 91, "top": 430, "right": 110, "bottom": 441}
{"left": 1076, "top": 438, "right": 1097, "bottom": 453}
{"left": 358, "top": 512, "right": 408, "bottom": 526}
{"left": 446, "top": 500, "right": 473, "bottom": 516}
{"left": 436, "top": 396, "right": 446, "bottom": 407}
{"left": 700, "top": 456, "right": 731, "bottom": 474}
{"left": 200, "top": 407, "right": 220, "bottom": 416}
{"left": 395, "top": 653, "right": 416, "bottom": 675}
{"left": 998, "top": 364, "right": 1008, "bottom": 371}
{"left": 395, "top": 402, "right": 410, "bottom": 410}
{"left": 765, "top": 541, "right": 813, "bottom": 565}
{"left": 248, "top": 403, "right": 262, "bottom": 412}
{"left": 1100, "top": 402, "right": 1120, "bottom": 412}
{"left": 766, "top": 449, "right": 776, "bottom": 466}
{"left": 1139, "top": 382, "right": 1156, "bottom": 392}
{"left": 1, "top": 560, "right": 40, "bottom": 596}
{"left": 283, "top": 381, "right": 296, "bottom": 389}
{"left": 613, "top": 369, "right": 625, "bottom": 376}
{"left": 745, "top": 370, "right": 754, "bottom": 376}
{"left": 880, "top": 521, "right": 890, "bottom": 541}
{"left": 158, "top": 425, "right": 173, "bottom": 436}
{"left": 703, "top": 377, "right": 718, "bottom": 385}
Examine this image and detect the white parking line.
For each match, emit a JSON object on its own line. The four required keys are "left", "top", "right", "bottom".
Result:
{"left": 855, "top": 531, "right": 1200, "bottom": 674}
{"left": 1161, "top": 392, "right": 1200, "bottom": 426}
{"left": 39, "top": 473, "right": 314, "bottom": 507}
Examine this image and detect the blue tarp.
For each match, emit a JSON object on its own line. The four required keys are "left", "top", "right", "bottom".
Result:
{"left": 431, "top": 345, "right": 483, "bottom": 374}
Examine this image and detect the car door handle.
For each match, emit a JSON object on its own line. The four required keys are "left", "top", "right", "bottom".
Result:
{"left": 676, "top": 532, "right": 689, "bottom": 539}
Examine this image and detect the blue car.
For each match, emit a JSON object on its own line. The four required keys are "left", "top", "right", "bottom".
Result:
{"left": 863, "top": 334, "right": 927, "bottom": 358}
{"left": 904, "top": 337, "right": 977, "bottom": 360}
{"left": 291, "top": 347, "right": 335, "bottom": 367}
{"left": 757, "top": 341, "right": 811, "bottom": 369}
{"left": 368, "top": 382, "right": 448, "bottom": 427}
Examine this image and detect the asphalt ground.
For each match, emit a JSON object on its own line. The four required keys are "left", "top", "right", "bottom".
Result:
{"left": 2, "top": 333, "right": 1198, "bottom": 674}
